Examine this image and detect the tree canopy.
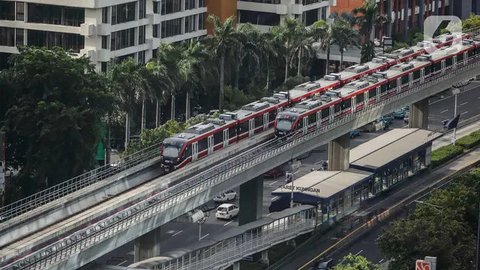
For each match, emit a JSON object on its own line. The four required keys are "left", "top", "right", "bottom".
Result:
{"left": 1, "top": 47, "right": 113, "bottom": 201}
{"left": 378, "top": 169, "right": 480, "bottom": 270}
{"left": 333, "top": 254, "right": 380, "bottom": 270}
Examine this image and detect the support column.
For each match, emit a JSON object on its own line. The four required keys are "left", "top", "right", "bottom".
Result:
{"left": 403, "top": 0, "right": 409, "bottom": 41}
{"left": 233, "top": 261, "right": 241, "bottom": 270}
{"left": 386, "top": 0, "right": 393, "bottom": 37}
{"left": 409, "top": 99, "right": 429, "bottom": 129}
{"left": 328, "top": 133, "right": 350, "bottom": 171}
{"left": 239, "top": 177, "right": 263, "bottom": 225}
{"left": 260, "top": 250, "right": 269, "bottom": 266}
{"left": 419, "top": 0, "right": 425, "bottom": 31}
{"left": 134, "top": 227, "right": 161, "bottom": 262}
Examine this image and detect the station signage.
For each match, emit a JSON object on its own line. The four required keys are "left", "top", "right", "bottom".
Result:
{"left": 282, "top": 185, "right": 320, "bottom": 193}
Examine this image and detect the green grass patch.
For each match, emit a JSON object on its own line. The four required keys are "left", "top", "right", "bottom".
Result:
{"left": 456, "top": 130, "right": 480, "bottom": 149}
{"left": 431, "top": 144, "right": 464, "bottom": 167}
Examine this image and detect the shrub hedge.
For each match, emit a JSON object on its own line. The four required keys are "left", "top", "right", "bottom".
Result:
{"left": 456, "top": 130, "right": 480, "bottom": 149}
{"left": 431, "top": 144, "right": 464, "bottom": 167}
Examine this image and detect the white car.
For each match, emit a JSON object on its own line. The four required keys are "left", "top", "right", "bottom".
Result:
{"left": 213, "top": 190, "right": 237, "bottom": 203}
{"left": 215, "top": 203, "right": 239, "bottom": 220}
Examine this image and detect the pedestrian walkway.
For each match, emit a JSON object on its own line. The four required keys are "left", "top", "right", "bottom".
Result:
{"left": 432, "top": 119, "right": 480, "bottom": 150}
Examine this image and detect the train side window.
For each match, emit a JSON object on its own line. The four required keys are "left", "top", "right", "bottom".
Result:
{"left": 297, "top": 118, "right": 303, "bottom": 129}
{"left": 183, "top": 145, "right": 192, "bottom": 158}
{"left": 368, "top": 88, "right": 376, "bottom": 98}
{"left": 356, "top": 94, "right": 364, "bottom": 104}
{"left": 229, "top": 127, "right": 236, "bottom": 138}
{"left": 334, "top": 103, "right": 341, "bottom": 113}
{"left": 198, "top": 138, "right": 208, "bottom": 152}
{"left": 254, "top": 115, "right": 263, "bottom": 127}
{"left": 214, "top": 131, "right": 223, "bottom": 145}
{"left": 401, "top": 75, "right": 409, "bottom": 85}
{"left": 469, "top": 50, "right": 476, "bottom": 57}
{"left": 381, "top": 84, "right": 388, "bottom": 93}
{"left": 341, "top": 99, "right": 351, "bottom": 110}
{"left": 433, "top": 62, "right": 441, "bottom": 71}
{"left": 308, "top": 113, "right": 316, "bottom": 125}
{"left": 457, "top": 53, "right": 464, "bottom": 62}
{"left": 388, "top": 80, "right": 397, "bottom": 90}
{"left": 425, "top": 65, "right": 432, "bottom": 75}
{"left": 239, "top": 121, "right": 249, "bottom": 134}
{"left": 269, "top": 111, "right": 276, "bottom": 123}
{"left": 446, "top": 58, "right": 453, "bottom": 67}
{"left": 321, "top": 108, "right": 329, "bottom": 119}
{"left": 413, "top": 70, "right": 420, "bottom": 80}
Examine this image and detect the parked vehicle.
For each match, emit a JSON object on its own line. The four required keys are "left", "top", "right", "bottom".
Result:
{"left": 215, "top": 203, "right": 239, "bottom": 220}
{"left": 350, "top": 129, "right": 360, "bottom": 138}
{"left": 263, "top": 167, "right": 284, "bottom": 178}
{"left": 269, "top": 196, "right": 290, "bottom": 213}
{"left": 404, "top": 111, "right": 410, "bottom": 124}
{"left": 393, "top": 109, "right": 407, "bottom": 119}
{"left": 310, "top": 259, "right": 333, "bottom": 270}
{"left": 213, "top": 190, "right": 237, "bottom": 203}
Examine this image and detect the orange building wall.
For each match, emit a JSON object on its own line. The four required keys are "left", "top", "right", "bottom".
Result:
{"left": 330, "top": 0, "right": 364, "bottom": 15}
{"left": 206, "top": 0, "right": 237, "bottom": 34}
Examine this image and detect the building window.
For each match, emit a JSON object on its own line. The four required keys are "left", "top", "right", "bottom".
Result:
{"left": 27, "top": 4, "right": 85, "bottom": 26}
{"left": 153, "top": 24, "right": 159, "bottom": 37}
{"left": 0, "top": 27, "right": 15, "bottom": 46}
{"left": 0, "top": 2, "right": 15, "bottom": 21}
{"left": 102, "top": 7, "right": 109, "bottom": 23}
{"left": 138, "top": 50, "right": 146, "bottom": 64}
{"left": 102, "top": 35, "right": 108, "bottom": 49}
{"left": 161, "top": 18, "right": 182, "bottom": 38}
{"left": 185, "top": 0, "right": 196, "bottom": 10}
{"left": 185, "top": 15, "right": 196, "bottom": 33}
{"left": 139, "top": 0, "right": 146, "bottom": 19}
{"left": 111, "top": 28, "right": 135, "bottom": 51}
{"left": 16, "top": 2, "right": 25, "bottom": 21}
{"left": 138, "top": 25, "right": 145, "bottom": 44}
{"left": 198, "top": 13, "right": 206, "bottom": 30}
{"left": 199, "top": 0, "right": 206, "bottom": 8}
{"left": 161, "top": 0, "right": 182, "bottom": 15}
{"left": 101, "top": 62, "right": 108, "bottom": 73}
{"left": 238, "top": 10, "right": 280, "bottom": 26}
{"left": 16, "top": 28, "right": 24, "bottom": 46}
{"left": 111, "top": 2, "right": 136, "bottom": 25}
{"left": 153, "top": 2, "right": 160, "bottom": 14}
{"left": 27, "top": 30, "right": 84, "bottom": 52}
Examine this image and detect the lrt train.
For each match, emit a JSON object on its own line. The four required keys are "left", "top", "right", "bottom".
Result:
{"left": 274, "top": 38, "right": 480, "bottom": 137}
{"left": 160, "top": 33, "right": 473, "bottom": 171}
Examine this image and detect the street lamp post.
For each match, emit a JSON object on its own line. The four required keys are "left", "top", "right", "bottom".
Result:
{"left": 286, "top": 171, "right": 294, "bottom": 208}
{"left": 476, "top": 200, "right": 480, "bottom": 270}
{"left": 451, "top": 88, "right": 460, "bottom": 145}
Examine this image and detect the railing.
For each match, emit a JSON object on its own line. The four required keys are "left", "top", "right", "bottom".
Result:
{"left": 156, "top": 207, "right": 317, "bottom": 270}
{"left": 0, "top": 141, "right": 162, "bottom": 223}
{"left": 4, "top": 53, "right": 479, "bottom": 270}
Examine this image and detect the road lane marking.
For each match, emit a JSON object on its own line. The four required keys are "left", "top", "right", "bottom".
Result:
{"left": 379, "top": 259, "right": 385, "bottom": 263}
{"left": 200, "top": 233, "right": 210, "bottom": 240}
{"left": 266, "top": 213, "right": 272, "bottom": 216}
{"left": 462, "top": 111, "right": 469, "bottom": 115}
{"left": 171, "top": 230, "right": 183, "bottom": 237}
{"left": 440, "top": 109, "right": 449, "bottom": 114}
{"left": 459, "top": 102, "right": 468, "bottom": 106}
{"left": 269, "top": 180, "right": 278, "bottom": 186}
{"left": 224, "top": 220, "right": 233, "bottom": 226}
{"left": 354, "top": 250, "right": 363, "bottom": 256}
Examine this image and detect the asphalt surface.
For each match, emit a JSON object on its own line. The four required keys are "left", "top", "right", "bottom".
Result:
{"left": 94, "top": 82, "right": 480, "bottom": 267}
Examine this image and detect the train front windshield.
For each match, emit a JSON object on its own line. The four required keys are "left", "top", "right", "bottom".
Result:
{"left": 163, "top": 144, "right": 181, "bottom": 158}
{"left": 276, "top": 119, "right": 294, "bottom": 131}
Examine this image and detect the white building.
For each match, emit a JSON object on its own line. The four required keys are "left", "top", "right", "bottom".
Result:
{"left": 237, "top": 0, "right": 331, "bottom": 32}
{"left": 0, "top": 0, "right": 207, "bottom": 71}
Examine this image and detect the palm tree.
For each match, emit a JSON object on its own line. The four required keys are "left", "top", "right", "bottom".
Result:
{"left": 207, "top": 15, "right": 243, "bottom": 113}
{"left": 360, "top": 41, "right": 376, "bottom": 63}
{"left": 155, "top": 43, "right": 182, "bottom": 120}
{"left": 145, "top": 59, "right": 171, "bottom": 127}
{"left": 257, "top": 32, "right": 278, "bottom": 89}
{"left": 178, "top": 40, "right": 209, "bottom": 120}
{"left": 272, "top": 17, "right": 305, "bottom": 82}
{"left": 109, "top": 58, "right": 153, "bottom": 148}
{"left": 311, "top": 20, "right": 333, "bottom": 75}
{"left": 234, "top": 23, "right": 260, "bottom": 90}
{"left": 353, "top": 0, "right": 388, "bottom": 43}
{"left": 332, "top": 18, "right": 360, "bottom": 70}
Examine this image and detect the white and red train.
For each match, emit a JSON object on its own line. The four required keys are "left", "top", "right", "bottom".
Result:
{"left": 160, "top": 33, "right": 476, "bottom": 170}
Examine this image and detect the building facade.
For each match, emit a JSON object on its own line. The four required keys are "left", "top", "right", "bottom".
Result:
{"left": 0, "top": 0, "right": 208, "bottom": 71}
{"left": 237, "top": 0, "right": 331, "bottom": 32}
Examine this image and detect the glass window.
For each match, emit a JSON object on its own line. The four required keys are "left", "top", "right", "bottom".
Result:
{"left": 198, "top": 138, "right": 207, "bottom": 152}
{"left": 102, "top": 7, "right": 109, "bottom": 23}
{"left": 214, "top": 131, "right": 223, "bottom": 145}
{"left": 199, "top": 0, "right": 205, "bottom": 7}
{"left": 111, "top": 2, "right": 136, "bottom": 25}
{"left": 198, "top": 13, "right": 206, "bottom": 30}
{"left": 16, "top": 2, "right": 24, "bottom": 21}
{"left": 162, "top": 0, "right": 182, "bottom": 15}
{"left": 185, "top": 0, "right": 196, "bottom": 10}
{"left": 0, "top": 2, "right": 15, "bottom": 20}
{"left": 238, "top": 10, "right": 280, "bottom": 26}
{"left": 161, "top": 18, "right": 182, "bottom": 38}
{"left": 0, "top": 27, "right": 15, "bottom": 47}
{"left": 153, "top": 24, "right": 159, "bottom": 38}
{"left": 101, "top": 62, "right": 108, "bottom": 73}
{"left": 138, "top": 50, "right": 145, "bottom": 64}
{"left": 110, "top": 28, "right": 135, "bottom": 51}
{"left": 16, "top": 28, "right": 24, "bottom": 46}
{"left": 153, "top": 2, "right": 160, "bottom": 14}
{"left": 102, "top": 35, "right": 108, "bottom": 49}
{"left": 27, "top": 30, "right": 84, "bottom": 52}
{"left": 185, "top": 15, "right": 196, "bottom": 33}
{"left": 138, "top": 25, "right": 145, "bottom": 44}
{"left": 27, "top": 4, "right": 84, "bottom": 26}
{"left": 139, "top": 0, "right": 146, "bottom": 19}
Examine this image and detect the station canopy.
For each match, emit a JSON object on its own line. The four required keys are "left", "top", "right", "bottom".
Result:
{"left": 272, "top": 169, "right": 372, "bottom": 204}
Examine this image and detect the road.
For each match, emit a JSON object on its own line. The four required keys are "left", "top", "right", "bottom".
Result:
{"left": 94, "top": 81, "right": 480, "bottom": 267}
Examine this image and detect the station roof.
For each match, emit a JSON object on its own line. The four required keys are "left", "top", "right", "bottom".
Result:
{"left": 272, "top": 169, "right": 372, "bottom": 202}
{"left": 350, "top": 128, "right": 441, "bottom": 171}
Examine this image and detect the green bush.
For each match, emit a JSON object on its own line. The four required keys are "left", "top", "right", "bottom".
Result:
{"left": 456, "top": 130, "right": 480, "bottom": 149}
{"left": 431, "top": 144, "right": 464, "bottom": 167}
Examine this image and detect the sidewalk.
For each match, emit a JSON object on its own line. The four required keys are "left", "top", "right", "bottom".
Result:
{"left": 432, "top": 120, "right": 480, "bottom": 150}
{"left": 278, "top": 141, "right": 480, "bottom": 270}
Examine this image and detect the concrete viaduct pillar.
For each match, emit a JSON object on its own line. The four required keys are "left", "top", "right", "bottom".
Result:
{"left": 409, "top": 99, "right": 429, "bottom": 129}
{"left": 328, "top": 133, "right": 350, "bottom": 171}
{"left": 239, "top": 176, "right": 264, "bottom": 225}
{"left": 134, "top": 227, "right": 161, "bottom": 262}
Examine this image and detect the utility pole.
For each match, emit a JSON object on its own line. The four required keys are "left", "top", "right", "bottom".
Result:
{"left": 451, "top": 87, "right": 460, "bottom": 145}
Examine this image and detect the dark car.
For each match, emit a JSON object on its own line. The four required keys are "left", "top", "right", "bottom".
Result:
{"left": 263, "top": 167, "right": 284, "bottom": 178}
{"left": 311, "top": 259, "right": 333, "bottom": 270}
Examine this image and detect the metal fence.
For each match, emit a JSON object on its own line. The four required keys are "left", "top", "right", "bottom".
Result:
{"left": 0, "top": 141, "right": 162, "bottom": 223}
{"left": 3, "top": 53, "right": 479, "bottom": 270}
{"left": 155, "top": 207, "right": 317, "bottom": 270}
